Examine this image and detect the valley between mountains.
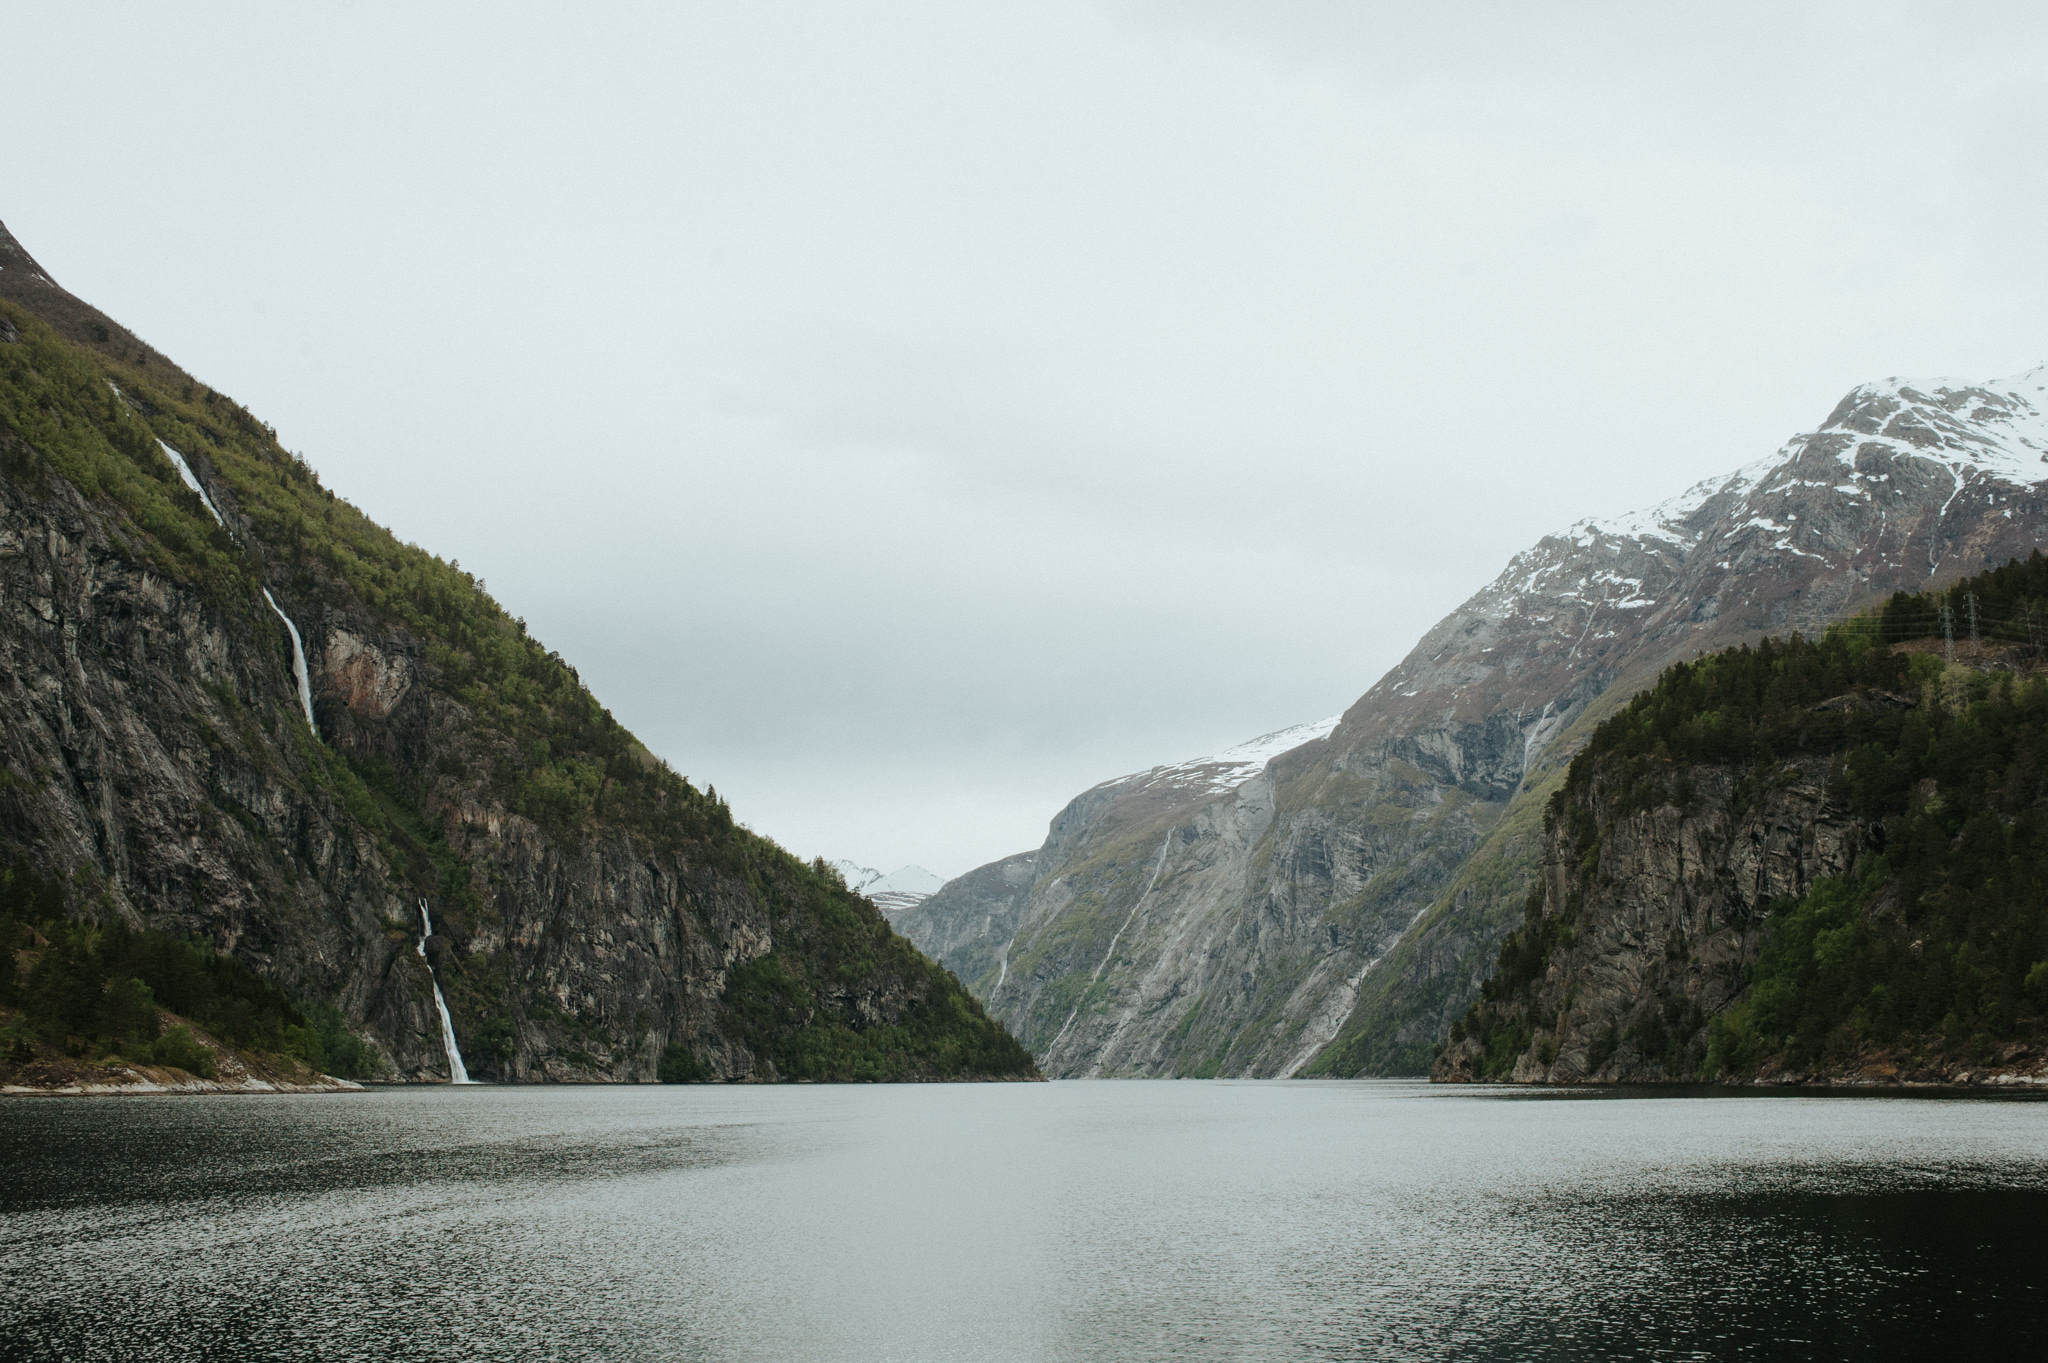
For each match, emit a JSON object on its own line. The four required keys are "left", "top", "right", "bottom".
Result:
{"left": 900, "top": 363, "right": 2048, "bottom": 1080}
{"left": 6, "top": 205, "right": 2047, "bottom": 1094}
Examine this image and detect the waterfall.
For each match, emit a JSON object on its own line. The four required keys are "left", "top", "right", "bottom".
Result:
{"left": 417, "top": 899, "right": 476, "bottom": 1084}
{"left": 156, "top": 438, "right": 230, "bottom": 532}
{"left": 262, "top": 589, "right": 319, "bottom": 735}
{"left": 153, "top": 433, "right": 319, "bottom": 737}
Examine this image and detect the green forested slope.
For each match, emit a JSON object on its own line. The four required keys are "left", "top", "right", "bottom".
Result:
{"left": 0, "top": 275, "right": 1033, "bottom": 1085}
{"left": 1443, "top": 555, "right": 2048, "bottom": 1083}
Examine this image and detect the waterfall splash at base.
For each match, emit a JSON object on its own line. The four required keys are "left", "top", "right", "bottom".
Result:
{"left": 417, "top": 899, "right": 476, "bottom": 1084}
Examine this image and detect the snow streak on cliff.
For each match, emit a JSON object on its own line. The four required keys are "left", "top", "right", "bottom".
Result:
{"left": 1103, "top": 716, "right": 1343, "bottom": 800}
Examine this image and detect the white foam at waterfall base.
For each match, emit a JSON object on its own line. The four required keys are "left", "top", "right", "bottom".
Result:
{"left": 418, "top": 899, "right": 476, "bottom": 1084}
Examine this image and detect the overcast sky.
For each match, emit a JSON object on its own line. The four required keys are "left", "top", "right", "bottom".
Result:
{"left": 6, "top": 2, "right": 2048, "bottom": 876}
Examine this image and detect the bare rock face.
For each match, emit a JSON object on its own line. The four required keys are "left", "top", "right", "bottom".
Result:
{"left": 0, "top": 460, "right": 448, "bottom": 1078}
{"left": 911, "top": 368, "right": 2048, "bottom": 1078}
{"left": 892, "top": 850, "right": 1038, "bottom": 990}
{"left": 1434, "top": 760, "right": 1865, "bottom": 1084}
{"left": 321, "top": 628, "right": 412, "bottom": 718}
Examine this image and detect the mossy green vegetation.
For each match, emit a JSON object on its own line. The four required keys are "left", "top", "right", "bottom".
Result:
{"left": 1449, "top": 554, "right": 2048, "bottom": 1081}
{"left": 0, "top": 298, "right": 733, "bottom": 863}
{"left": 711, "top": 948, "right": 1031, "bottom": 1082}
{"left": 659, "top": 860, "right": 1034, "bottom": 1082}
{"left": 0, "top": 297, "right": 1035, "bottom": 1082}
{"left": 0, "top": 861, "right": 373, "bottom": 1080}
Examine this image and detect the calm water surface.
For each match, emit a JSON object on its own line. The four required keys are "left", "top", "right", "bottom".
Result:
{"left": 2, "top": 1081, "right": 2044, "bottom": 1361}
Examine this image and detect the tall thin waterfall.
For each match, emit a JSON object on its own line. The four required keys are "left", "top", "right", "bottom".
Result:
{"left": 262, "top": 589, "right": 319, "bottom": 735}
{"left": 417, "top": 899, "right": 475, "bottom": 1084}
{"left": 152, "top": 431, "right": 320, "bottom": 737}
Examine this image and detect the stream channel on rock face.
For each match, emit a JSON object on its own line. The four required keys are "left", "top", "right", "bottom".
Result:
{"left": 2, "top": 1081, "right": 2044, "bottom": 1361}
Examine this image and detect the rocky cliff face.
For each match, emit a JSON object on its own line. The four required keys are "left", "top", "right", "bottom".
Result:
{"left": 1432, "top": 758, "right": 1868, "bottom": 1083}
{"left": 0, "top": 220, "right": 1033, "bottom": 1084}
{"left": 910, "top": 367, "right": 2048, "bottom": 1078}
{"left": 1432, "top": 600, "right": 2048, "bottom": 1088}
{"left": 891, "top": 850, "right": 1037, "bottom": 990}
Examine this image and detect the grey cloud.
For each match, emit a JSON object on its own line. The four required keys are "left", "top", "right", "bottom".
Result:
{"left": 4, "top": 1, "right": 2045, "bottom": 874}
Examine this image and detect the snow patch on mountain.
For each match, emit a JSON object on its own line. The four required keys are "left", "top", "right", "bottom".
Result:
{"left": 831, "top": 860, "right": 945, "bottom": 915}
{"left": 1109, "top": 715, "right": 1343, "bottom": 798}
{"left": 866, "top": 865, "right": 944, "bottom": 898}
{"left": 1479, "top": 365, "right": 2048, "bottom": 630}
{"left": 1569, "top": 457, "right": 1776, "bottom": 551}
{"left": 831, "top": 859, "right": 883, "bottom": 891}
{"left": 1820, "top": 365, "right": 2048, "bottom": 487}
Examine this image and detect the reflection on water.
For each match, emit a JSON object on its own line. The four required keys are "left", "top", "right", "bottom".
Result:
{"left": 1, "top": 1082, "right": 2043, "bottom": 1361}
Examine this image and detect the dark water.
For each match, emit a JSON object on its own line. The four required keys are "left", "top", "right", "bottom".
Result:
{"left": 2, "top": 1082, "right": 2044, "bottom": 1361}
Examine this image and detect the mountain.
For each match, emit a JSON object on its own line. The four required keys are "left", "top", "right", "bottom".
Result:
{"left": 905, "top": 366, "right": 2048, "bottom": 1078}
{"left": 0, "top": 218, "right": 1035, "bottom": 1086}
{"left": 896, "top": 716, "right": 1347, "bottom": 1077}
{"left": 861, "top": 866, "right": 945, "bottom": 915}
{"left": 831, "top": 861, "right": 945, "bottom": 915}
{"left": 831, "top": 860, "right": 886, "bottom": 892}
{"left": 893, "top": 851, "right": 1040, "bottom": 991}
{"left": 1437, "top": 556, "right": 2048, "bottom": 1086}
{"left": 889, "top": 724, "right": 1353, "bottom": 1015}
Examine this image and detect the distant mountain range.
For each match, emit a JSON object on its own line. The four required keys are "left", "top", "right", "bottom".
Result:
{"left": 831, "top": 861, "right": 946, "bottom": 915}
{"left": 899, "top": 366, "right": 2048, "bottom": 1077}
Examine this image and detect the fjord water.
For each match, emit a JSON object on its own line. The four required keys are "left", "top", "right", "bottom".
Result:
{"left": 2, "top": 1084, "right": 2043, "bottom": 1361}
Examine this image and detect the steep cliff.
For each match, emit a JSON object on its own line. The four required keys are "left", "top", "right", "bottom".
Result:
{"left": 914, "top": 367, "right": 2048, "bottom": 1078}
{"left": 891, "top": 850, "right": 1038, "bottom": 990}
{"left": 899, "top": 718, "right": 1372, "bottom": 1078}
{"left": 1437, "top": 564, "right": 2048, "bottom": 1085}
{"left": 0, "top": 219, "right": 1034, "bottom": 1085}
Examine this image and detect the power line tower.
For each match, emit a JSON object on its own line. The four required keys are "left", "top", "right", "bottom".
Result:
{"left": 1940, "top": 599, "right": 1955, "bottom": 664}
{"left": 1966, "top": 592, "right": 1980, "bottom": 650}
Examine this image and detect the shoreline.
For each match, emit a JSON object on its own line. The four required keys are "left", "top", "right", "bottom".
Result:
{"left": 2, "top": 1066, "right": 367, "bottom": 1097}
{"left": 1, "top": 1047, "right": 368, "bottom": 1097}
{"left": 1431, "top": 1070, "right": 2048, "bottom": 1091}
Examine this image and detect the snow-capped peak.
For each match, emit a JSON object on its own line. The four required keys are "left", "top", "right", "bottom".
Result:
{"left": 1537, "top": 366, "right": 2048, "bottom": 563}
{"left": 830, "top": 858, "right": 884, "bottom": 891}
{"left": 1480, "top": 364, "right": 2048, "bottom": 622}
{"left": 864, "top": 865, "right": 944, "bottom": 897}
{"left": 831, "top": 860, "right": 944, "bottom": 915}
{"left": 1815, "top": 365, "right": 2048, "bottom": 488}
